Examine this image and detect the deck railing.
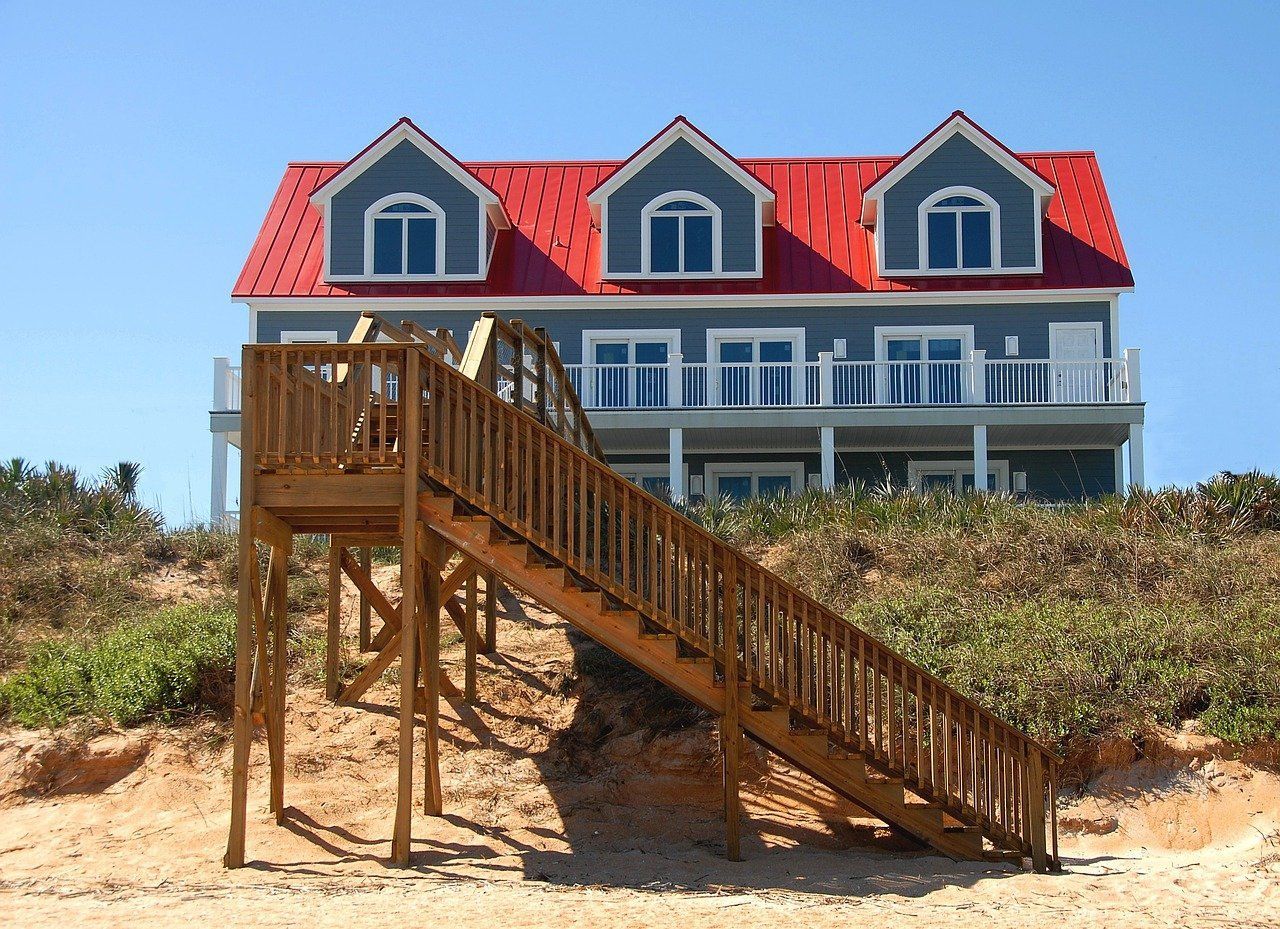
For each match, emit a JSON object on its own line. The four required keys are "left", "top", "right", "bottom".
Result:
{"left": 240, "top": 336, "right": 1062, "bottom": 868}
{"left": 563, "top": 351, "right": 1139, "bottom": 410}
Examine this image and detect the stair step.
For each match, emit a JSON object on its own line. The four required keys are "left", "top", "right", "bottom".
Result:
{"left": 639, "top": 631, "right": 675, "bottom": 641}
{"left": 982, "top": 849, "right": 1025, "bottom": 864}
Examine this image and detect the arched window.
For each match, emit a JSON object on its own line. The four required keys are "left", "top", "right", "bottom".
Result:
{"left": 921, "top": 188, "right": 999, "bottom": 271}
{"left": 642, "top": 192, "right": 720, "bottom": 274}
{"left": 365, "top": 194, "right": 445, "bottom": 276}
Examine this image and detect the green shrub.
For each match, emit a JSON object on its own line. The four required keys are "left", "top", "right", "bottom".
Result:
{"left": 0, "top": 604, "right": 235, "bottom": 728}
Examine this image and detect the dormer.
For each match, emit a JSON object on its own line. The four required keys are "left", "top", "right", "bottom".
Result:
{"left": 587, "top": 117, "right": 775, "bottom": 280}
{"left": 861, "top": 112, "right": 1055, "bottom": 277}
{"left": 310, "top": 118, "right": 510, "bottom": 282}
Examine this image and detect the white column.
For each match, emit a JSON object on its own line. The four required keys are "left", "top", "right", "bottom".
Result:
{"left": 1128, "top": 423, "right": 1145, "bottom": 489}
{"left": 667, "top": 352, "right": 683, "bottom": 409}
{"left": 1114, "top": 447, "right": 1126, "bottom": 496}
{"left": 1123, "top": 347, "right": 1142, "bottom": 402}
{"left": 969, "top": 349, "right": 987, "bottom": 404}
{"left": 820, "top": 426, "right": 835, "bottom": 490}
{"left": 818, "top": 351, "right": 834, "bottom": 407}
{"left": 211, "top": 356, "right": 231, "bottom": 527}
{"left": 668, "top": 428, "right": 685, "bottom": 501}
{"left": 972, "top": 423, "right": 988, "bottom": 493}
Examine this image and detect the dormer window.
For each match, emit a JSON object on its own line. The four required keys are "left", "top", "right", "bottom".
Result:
{"left": 922, "top": 188, "right": 998, "bottom": 271}
{"left": 642, "top": 192, "right": 720, "bottom": 275}
{"left": 367, "top": 194, "right": 444, "bottom": 276}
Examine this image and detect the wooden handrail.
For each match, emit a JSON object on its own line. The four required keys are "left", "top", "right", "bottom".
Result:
{"left": 242, "top": 335, "right": 1059, "bottom": 867}
{"left": 407, "top": 347, "right": 1058, "bottom": 865}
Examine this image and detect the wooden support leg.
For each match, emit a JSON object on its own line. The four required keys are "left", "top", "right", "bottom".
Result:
{"left": 483, "top": 571, "right": 498, "bottom": 655}
{"left": 421, "top": 532, "right": 445, "bottom": 815}
{"left": 269, "top": 541, "right": 290, "bottom": 822}
{"left": 1028, "top": 748, "right": 1049, "bottom": 872}
{"left": 224, "top": 532, "right": 256, "bottom": 869}
{"left": 358, "top": 546, "right": 372, "bottom": 652}
{"left": 464, "top": 569, "right": 478, "bottom": 704}
{"left": 391, "top": 527, "right": 420, "bottom": 863}
{"left": 722, "top": 559, "right": 743, "bottom": 862}
{"left": 326, "top": 543, "right": 342, "bottom": 700}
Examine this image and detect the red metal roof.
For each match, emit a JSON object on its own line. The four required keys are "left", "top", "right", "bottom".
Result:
{"left": 233, "top": 151, "right": 1132, "bottom": 299}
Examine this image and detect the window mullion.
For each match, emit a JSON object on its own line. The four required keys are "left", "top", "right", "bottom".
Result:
{"left": 401, "top": 218, "right": 409, "bottom": 274}
{"left": 677, "top": 215, "right": 685, "bottom": 272}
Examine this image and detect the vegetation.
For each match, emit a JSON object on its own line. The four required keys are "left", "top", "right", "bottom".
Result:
{"left": 682, "top": 471, "right": 1280, "bottom": 751}
{"left": 0, "top": 603, "right": 235, "bottom": 728}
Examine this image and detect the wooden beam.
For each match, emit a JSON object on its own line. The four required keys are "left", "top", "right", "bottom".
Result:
{"left": 339, "top": 548, "right": 401, "bottom": 633}
{"left": 339, "top": 629, "right": 401, "bottom": 704}
{"left": 483, "top": 571, "right": 498, "bottom": 655}
{"left": 358, "top": 546, "right": 372, "bottom": 652}
{"left": 255, "top": 473, "right": 402, "bottom": 509}
{"left": 421, "top": 534, "right": 445, "bottom": 816}
{"left": 225, "top": 345, "right": 257, "bottom": 870}
{"left": 391, "top": 348, "right": 421, "bottom": 868}
{"left": 464, "top": 571, "right": 478, "bottom": 704}
{"left": 440, "top": 556, "right": 477, "bottom": 601}
{"left": 326, "top": 544, "right": 342, "bottom": 700}
{"left": 269, "top": 540, "right": 290, "bottom": 823}
{"left": 253, "top": 505, "right": 293, "bottom": 552}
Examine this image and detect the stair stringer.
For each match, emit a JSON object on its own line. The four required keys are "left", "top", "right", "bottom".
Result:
{"left": 418, "top": 492, "right": 992, "bottom": 863}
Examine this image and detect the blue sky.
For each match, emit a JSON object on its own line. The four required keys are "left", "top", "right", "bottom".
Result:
{"left": 1, "top": 2, "right": 1277, "bottom": 523}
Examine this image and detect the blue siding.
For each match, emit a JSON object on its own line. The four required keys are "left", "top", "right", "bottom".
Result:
{"left": 882, "top": 134, "right": 1038, "bottom": 272}
{"left": 256, "top": 301, "right": 1113, "bottom": 363}
{"left": 605, "top": 138, "right": 758, "bottom": 275}
{"left": 329, "top": 140, "right": 481, "bottom": 276}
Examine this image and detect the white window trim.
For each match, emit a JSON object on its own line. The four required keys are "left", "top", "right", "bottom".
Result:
{"left": 873, "top": 325, "right": 975, "bottom": 362}
{"left": 280, "top": 330, "right": 339, "bottom": 343}
{"left": 703, "top": 461, "right": 806, "bottom": 499}
{"left": 908, "top": 459, "right": 1010, "bottom": 494}
{"left": 361, "top": 193, "right": 448, "bottom": 281}
{"left": 639, "top": 191, "right": 723, "bottom": 276}
{"left": 705, "top": 327, "right": 806, "bottom": 407}
{"left": 918, "top": 186, "right": 1001, "bottom": 273}
{"left": 616, "top": 463, "right": 691, "bottom": 493}
{"left": 581, "top": 328, "right": 681, "bottom": 363}
{"left": 1047, "top": 321, "right": 1105, "bottom": 361}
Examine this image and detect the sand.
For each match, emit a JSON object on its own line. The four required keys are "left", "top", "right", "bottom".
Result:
{"left": 2, "top": 587, "right": 1277, "bottom": 928}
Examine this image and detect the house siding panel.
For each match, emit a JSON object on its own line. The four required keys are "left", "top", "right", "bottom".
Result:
{"left": 329, "top": 140, "right": 481, "bottom": 276}
{"left": 605, "top": 138, "right": 758, "bottom": 275}
{"left": 881, "top": 134, "right": 1037, "bottom": 271}
{"left": 255, "top": 301, "right": 1113, "bottom": 362}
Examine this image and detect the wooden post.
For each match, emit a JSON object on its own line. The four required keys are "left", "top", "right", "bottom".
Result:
{"left": 510, "top": 319, "right": 525, "bottom": 415}
{"left": 225, "top": 345, "right": 256, "bottom": 869}
{"left": 358, "top": 546, "right": 372, "bottom": 651}
{"left": 722, "top": 557, "right": 742, "bottom": 862}
{"left": 483, "top": 571, "right": 498, "bottom": 655}
{"left": 1027, "top": 747, "right": 1048, "bottom": 872}
{"left": 533, "top": 326, "right": 549, "bottom": 424}
{"left": 326, "top": 543, "right": 342, "bottom": 699}
{"left": 464, "top": 568, "right": 478, "bottom": 703}
{"left": 391, "top": 348, "right": 421, "bottom": 867}
{"left": 269, "top": 539, "right": 290, "bottom": 822}
{"left": 421, "top": 532, "right": 445, "bottom": 815}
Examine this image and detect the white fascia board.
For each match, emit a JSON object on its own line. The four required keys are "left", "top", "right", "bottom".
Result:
{"left": 860, "top": 115, "right": 1056, "bottom": 226}
{"left": 239, "top": 286, "right": 1132, "bottom": 313}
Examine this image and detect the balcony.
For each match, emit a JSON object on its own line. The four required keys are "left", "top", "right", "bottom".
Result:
{"left": 564, "top": 349, "right": 1141, "bottom": 411}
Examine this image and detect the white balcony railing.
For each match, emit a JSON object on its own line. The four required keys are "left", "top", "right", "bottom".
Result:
{"left": 213, "top": 357, "right": 243, "bottom": 412}
{"left": 564, "top": 349, "right": 1140, "bottom": 411}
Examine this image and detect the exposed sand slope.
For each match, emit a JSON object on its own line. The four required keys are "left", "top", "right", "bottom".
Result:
{"left": 2, "top": 590, "right": 1277, "bottom": 928}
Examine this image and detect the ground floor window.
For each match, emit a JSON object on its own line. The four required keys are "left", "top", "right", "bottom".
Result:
{"left": 907, "top": 459, "right": 1010, "bottom": 494}
{"left": 615, "top": 464, "right": 687, "bottom": 498}
{"left": 703, "top": 462, "right": 805, "bottom": 501}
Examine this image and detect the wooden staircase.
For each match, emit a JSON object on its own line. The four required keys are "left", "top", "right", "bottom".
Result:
{"left": 225, "top": 313, "right": 1060, "bottom": 873}
{"left": 419, "top": 491, "right": 992, "bottom": 863}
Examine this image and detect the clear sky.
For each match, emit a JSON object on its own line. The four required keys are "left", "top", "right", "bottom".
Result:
{"left": 1, "top": 2, "right": 1277, "bottom": 524}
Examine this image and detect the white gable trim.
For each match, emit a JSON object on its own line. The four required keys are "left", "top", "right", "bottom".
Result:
{"left": 587, "top": 120, "right": 775, "bottom": 217}
{"left": 861, "top": 114, "right": 1055, "bottom": 226}
{"left": 310, "top": 121, "right": 508, "bottom": 227}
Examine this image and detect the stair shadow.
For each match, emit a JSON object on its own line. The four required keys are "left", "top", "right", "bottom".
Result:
{"left": 437, "top": 588, "right": 1032, "bottom": 898}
